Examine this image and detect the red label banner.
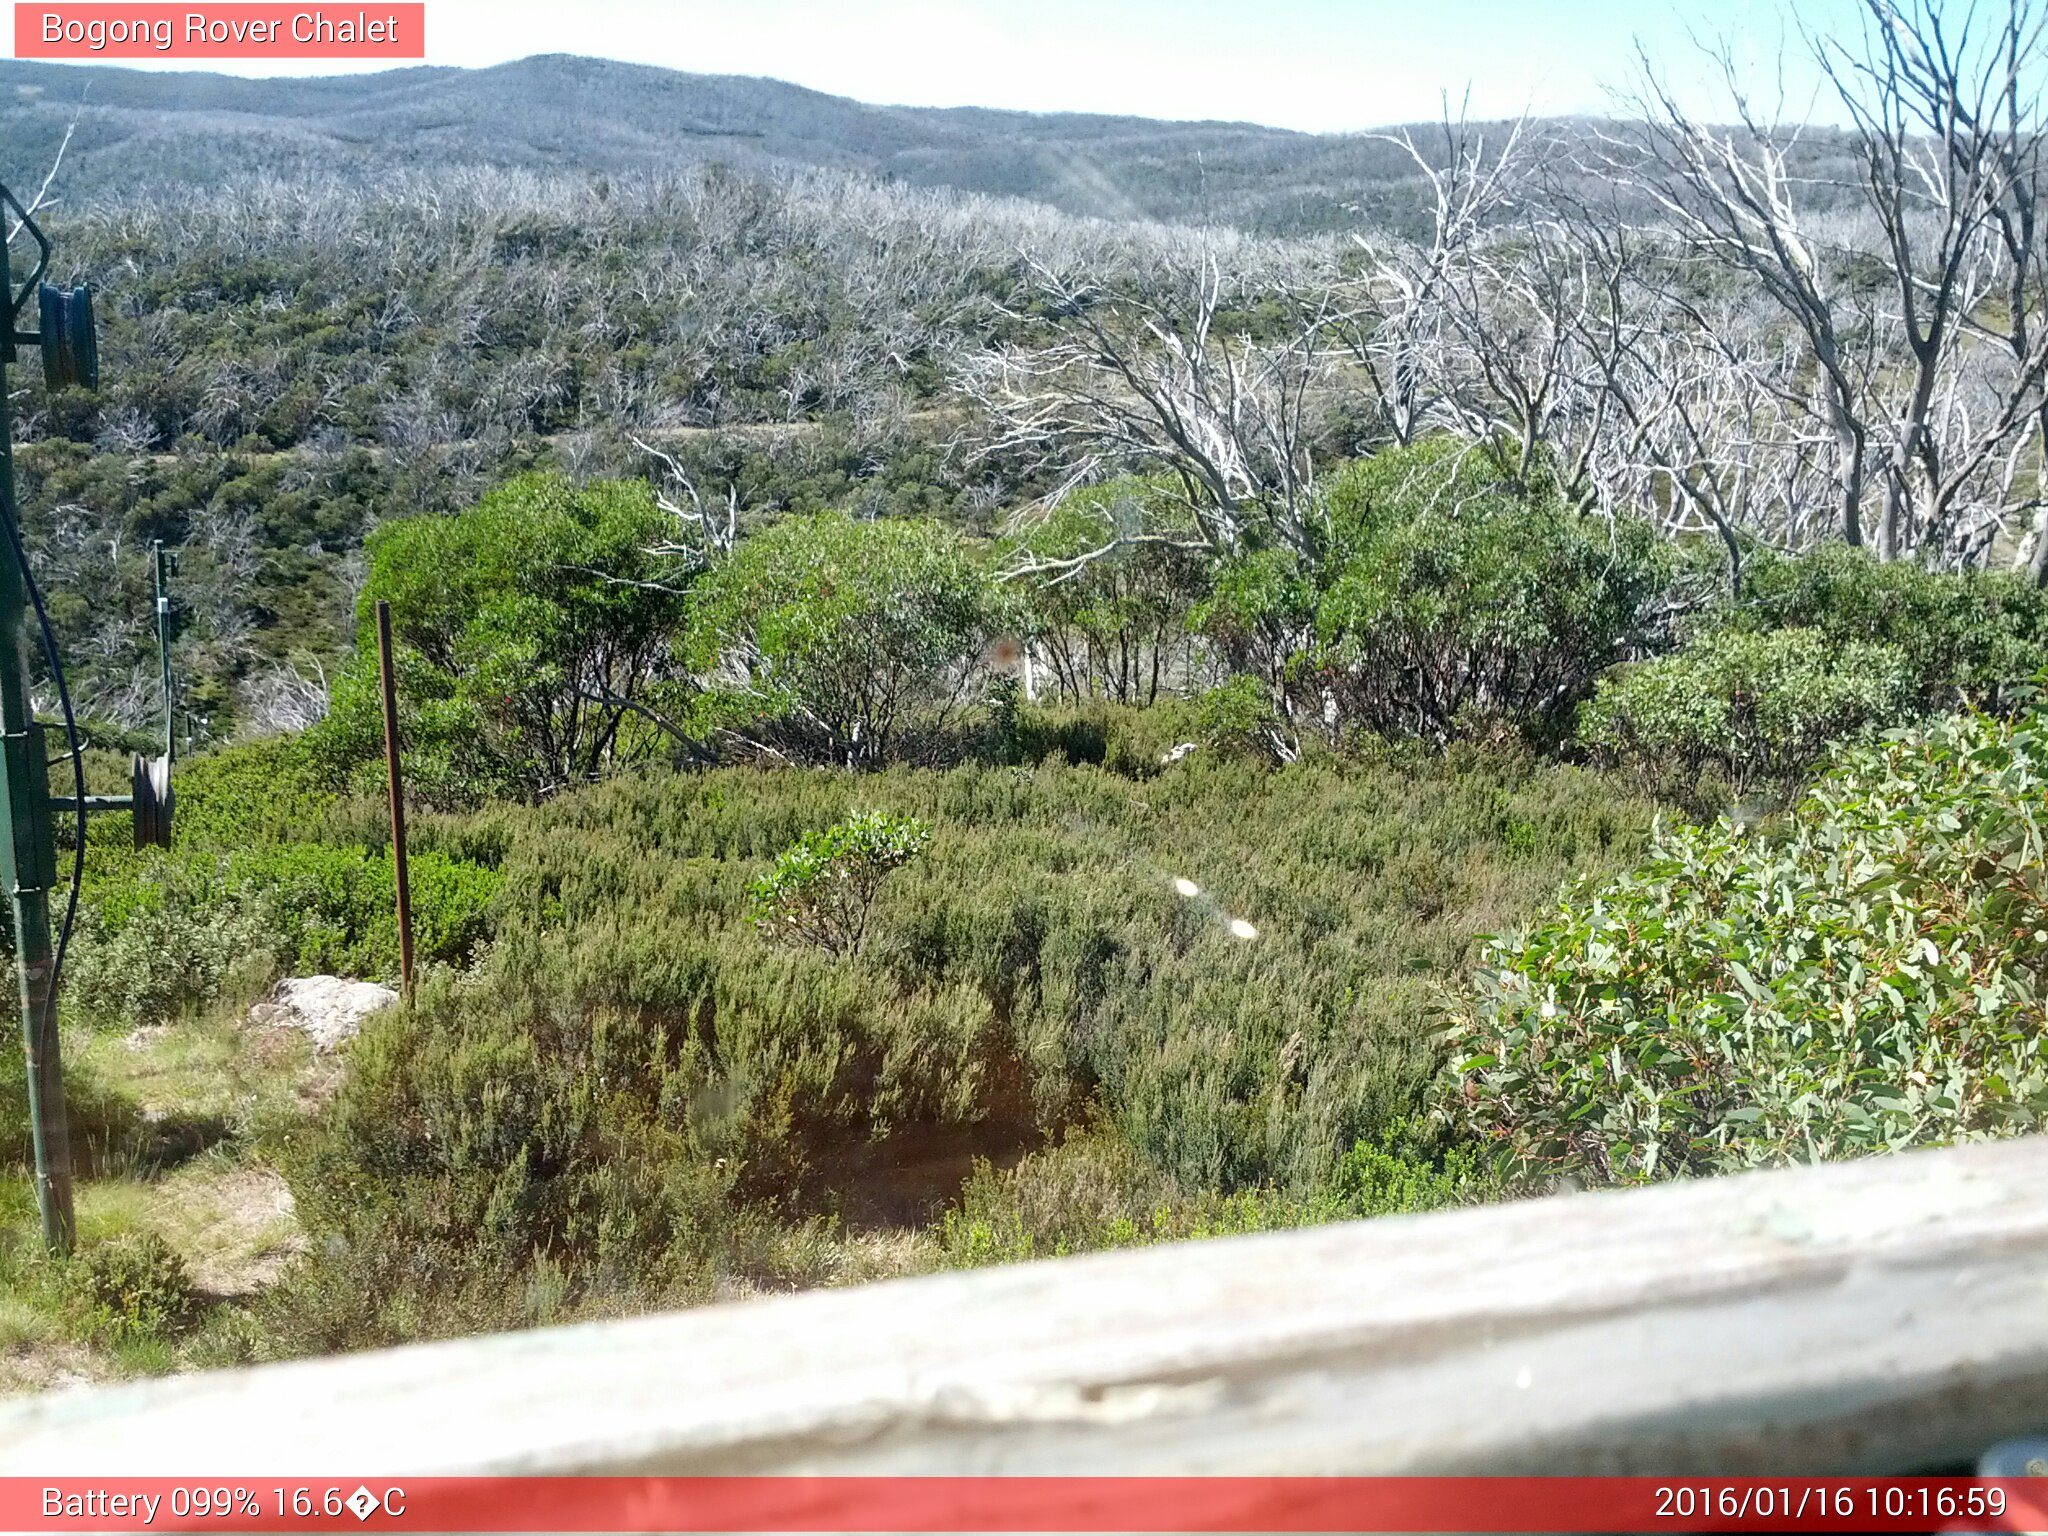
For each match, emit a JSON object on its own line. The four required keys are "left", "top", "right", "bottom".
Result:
{"left": 2, "top": 1476, "right": 2045, "bottom": 1533}
{"left": 13, "top": 5, "right": 424, "bottom": 59}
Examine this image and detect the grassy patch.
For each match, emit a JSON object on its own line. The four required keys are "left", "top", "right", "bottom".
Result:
{"left": 0, "top": 1003, "right": 320, "bottom": 1396}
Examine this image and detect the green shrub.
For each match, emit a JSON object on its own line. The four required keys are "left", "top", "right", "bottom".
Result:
{"left": 1003, "top": 477, "right": 1210, "bottom": 706}
{"left": 1196, "top": 676, "right": 1290, "bottom": 761}
{"left": 66, "top": 736, "right": 504, "bottom": 1025}
{"left": 314, "top": 472, "right": 697, "bottom": 805}
{"left": 936, "top": 1121, "right": 1493, "bottom": 1266}
{"left": 974, "top": 698, "right": 1219, "bottom": 779}
{"left": 238, "top": 844, "right": 500, "bottom": 978}
{"left": 1729, "top": 543, "right": 2048, "bottom": 711}
{"left": 155, "top": 735, "right": 339, "bottom": 848}
{"left": 983, "top": 699, "right": 1110, "bottom": 770}
{"left": 747, "top": 812, "right": 931, "bottom": 956}
{"left": 67, "top": 857, "right": 270, "bottom": 1028}
{"left": 1311, "top": 440, "right": 1671, "bottom": 746}
{"left": 69, "top": 844, "right": 499, "bottom": 1025}
{"left": 1578, "top": 628, "right": 1913, "bottom": 803}
{"left": 686, "top": 512, "right": 1005, "bottom": 766}
{"left": 66, "top": 1233, "right": 194, "bottom": 1345}
{"left": 982, "top": 674, "right": 1027, "bottom": 765}
{"left": 1191, "top": 545, "right": 1316, "bottom": 702}
{"left": 1441, "top": 703, "right": 2048, "bottom": 1187}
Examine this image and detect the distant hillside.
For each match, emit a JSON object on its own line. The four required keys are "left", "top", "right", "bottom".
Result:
{"left": 0, "top": 53, "right": 1496, "bottom": 233}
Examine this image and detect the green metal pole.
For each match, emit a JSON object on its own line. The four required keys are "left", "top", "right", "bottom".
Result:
{"left": 154, "top": 540, "right": 173, "bottom": 765}
{"left": 0, "top": 202, "right": 76, "bottom": 1253}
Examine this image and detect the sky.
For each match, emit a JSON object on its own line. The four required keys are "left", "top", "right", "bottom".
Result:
{"left": 97, "top": 0, "right": 1876, "bottom": 133}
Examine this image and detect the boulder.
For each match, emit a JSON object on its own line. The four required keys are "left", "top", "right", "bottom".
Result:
{"left": 254, "top": 976, "right": 399, "bottom": 1051}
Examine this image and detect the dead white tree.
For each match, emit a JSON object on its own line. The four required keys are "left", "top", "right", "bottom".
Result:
{"left": 631, "top": 434, "right": 738, "bottom": 566}
{"left": 1431, "top": 199, "right": 1636, "bottom": 498}
{"left": 1621, "top": 0, "right": 2048, "bottom": 574}
{"left": 957, "top": 242, "right": 1342, "bottom": 565}
{"left": 1618, "top": 47, "right": 1885, "bottom": 554}
{"left": 1817, "top": 0, "right": 2048, "bottom": 564}
{"left": 238, "top": 656, "right": 331, "bottom": 736}
{"left": 3, "top": 115, "right": 77, "bottom": 247}
{"left": 1340, "top": 107, "right": 1534, "bottom": 450}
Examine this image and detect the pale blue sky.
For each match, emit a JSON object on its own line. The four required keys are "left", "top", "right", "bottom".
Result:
{"left": 101, "top": 0, "right": 1875, "bottom": 132}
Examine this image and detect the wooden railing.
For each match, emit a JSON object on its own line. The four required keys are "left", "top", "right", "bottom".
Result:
{"left": 4, "top": 1135, "right": 2046, "bottom": 1476}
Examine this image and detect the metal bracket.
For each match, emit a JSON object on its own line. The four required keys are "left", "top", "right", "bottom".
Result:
{"left": 40, "top": 753, "right": 169, "bottom": 850}
{"left": 1, "top": 725, "right": 55, "bottom": 894}
{"left": 1, "top": 185, "right": 50, "bottom": 330}
{"left": 131, "top": 751, "right": 172, "bottom": 848}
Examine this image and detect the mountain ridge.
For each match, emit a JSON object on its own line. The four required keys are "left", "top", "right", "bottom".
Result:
{"left": 0, "top": 52, "right": 1485, "bottom": 231}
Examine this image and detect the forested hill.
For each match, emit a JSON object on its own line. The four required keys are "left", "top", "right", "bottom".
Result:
{"left": 1, "top": 53, "right": 1485, "bottom": 232}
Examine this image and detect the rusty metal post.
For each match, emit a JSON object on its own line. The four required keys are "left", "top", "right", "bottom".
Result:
{"left": 375, "top": 601, "right": 415, "bottom": 1003}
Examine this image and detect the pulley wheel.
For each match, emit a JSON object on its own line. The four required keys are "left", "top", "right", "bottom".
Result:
{"left": 38, "top": 281, "right": 98, "bottom": 392}
{"left": 130, "top": 752, "right": 172, "bottom": 850}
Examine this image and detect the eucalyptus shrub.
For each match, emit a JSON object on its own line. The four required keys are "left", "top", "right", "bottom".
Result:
{"left": 317, "top": 472, "right": 697, "bottom": 806}
{"left": 1577, "top": 628, "right": 1913, "bottom": 803}
{"left": 1442, "top": 703, "right": 2048, "bottom": 1186}
{"left": 1311, "top": 440, "right": 1670, "bottom": 746}
{"left": 747, "top": 811, "right": 931, "bottom": 956}
{"left": 1196, "top": 675, "right": 1292, "bottom": 762}
{"left": 1729, "top": 543, "right": 2048, "bottom": 711}
{"left": 1003, "top": 477, "right": 1210, "bottom": 706}
{"left": 686, "top": 512, "right": 1006, "bottom": 766}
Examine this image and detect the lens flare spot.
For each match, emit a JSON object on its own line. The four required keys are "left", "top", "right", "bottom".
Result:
{"left": 1228, "top": 918, "right": 1258, "bottom": 940}
{"left": 1173, "top": 878, "right": 1200, "bottom": 898}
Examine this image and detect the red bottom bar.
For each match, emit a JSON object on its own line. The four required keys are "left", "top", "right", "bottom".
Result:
{"left": 4, "top": 1476, "right": 2045, "bottom": 1534}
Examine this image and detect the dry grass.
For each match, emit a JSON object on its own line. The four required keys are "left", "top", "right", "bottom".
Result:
{"left": 152, "top": 1162, "right": 304, "bottom": 1298}
{"left": 0, "top": 999, "right": 324, "bottom": 1398}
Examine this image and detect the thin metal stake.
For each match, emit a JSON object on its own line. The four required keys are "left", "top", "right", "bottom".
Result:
{"left": 154, "top": 540, "right": 174, "bottom": 765}
{"left": 375, "top": 601, "right": 415, "bottom": 1003}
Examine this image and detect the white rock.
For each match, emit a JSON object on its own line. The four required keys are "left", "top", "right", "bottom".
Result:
{"left": 259, "top": 976, "right": 399, "bottom": 1051}
{"left": 1160, "top": 742, "right": 1199, "bottom": 765}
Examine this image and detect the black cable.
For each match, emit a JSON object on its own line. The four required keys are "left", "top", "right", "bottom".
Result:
{"left": 0, "top": 511, "right": 86, "bottom": 1000}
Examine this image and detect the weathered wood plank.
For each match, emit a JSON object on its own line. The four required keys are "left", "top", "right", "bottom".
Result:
{"left": 5, "top": 1136, "right": 2046, "bottom": 1476}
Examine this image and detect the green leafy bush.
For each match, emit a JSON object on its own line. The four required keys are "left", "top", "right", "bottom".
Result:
{"left": 976, "top": 698, "right": 1215, "bottom": 780}
{"left": 239, "top": 844, "right": 500, "bottom": 979}
{"left": 66, "top": 738, "right": 502, "bottom": 1026}
{"left": 66, "top": 1233, "right": 195, "bottom": 1345}
{"left": 1578, "top": 628, "right": 1913, "bottom": 803}
{"left": 69, "top": 843, "right": 499, "bottom": 1027}
{"left": 1441, "top": 703, "right": 2048, "bottom": 1187}
{"left": 314, "top": 472, "right": 697, "bottom": 805}
{"left": 1311, "top": 440, "right": 1671, "bottom": 745}
{"left": 1196, "top": 675, "right": 1291, "bottom": 761}
{"left": 1003, "top": 477, "right": 1210, "bottom": 705}
{"left": 153, "top": 735, "right": 339, "bottom": 847}
{"left": 66, "top": 861, "right": 270, "bottom": 1029}
{"left": 1729, "top": 543, "right": 2048, "bottom": 711}
{"left": 687, "top": 512, "right": 1006, "bottom": 766}
{"left": 1191, "top": 545, "right": 1316, "bottom": 702}
{"left": 747, "top": 812, "right": 931, "bottom": 956}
